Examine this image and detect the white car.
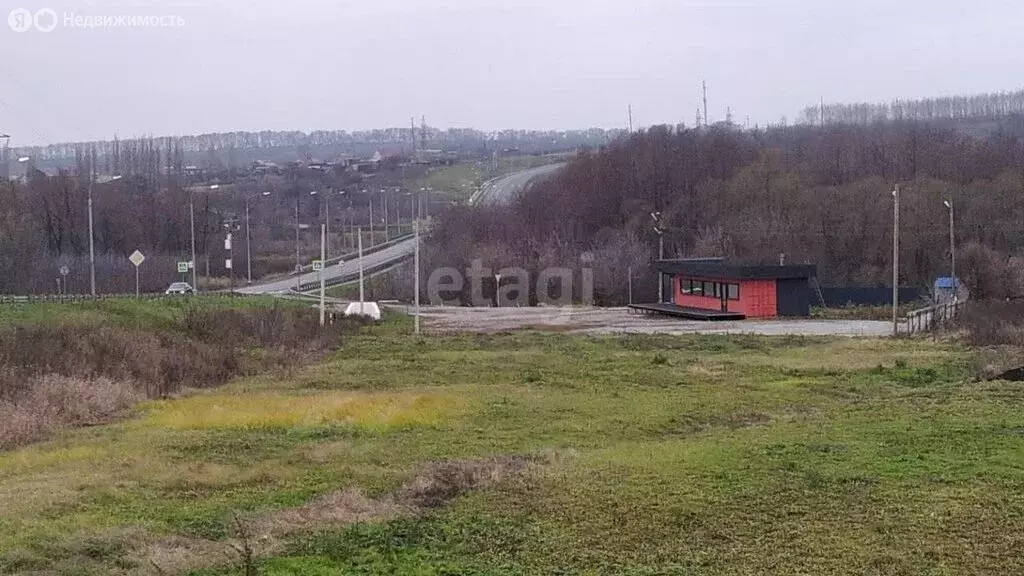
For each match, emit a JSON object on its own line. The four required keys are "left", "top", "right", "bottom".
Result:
{"left": 165, "top": 282, "right": 195, "bottom": 295}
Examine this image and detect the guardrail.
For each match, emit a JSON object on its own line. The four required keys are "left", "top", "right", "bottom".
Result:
{"left": 293, "top": 232, "right": 415, "bottom": 275}
{"left": 0, "top": 293, "right": 173, "bottom": 304}
{"left": 904, "top": 301, "right": 964, "bottom": 335}
{"left": 0, "top": 292, "right": 259, "bottom": 305}
{"left": 295, "top": 257, "right": 406, "bottom": 293}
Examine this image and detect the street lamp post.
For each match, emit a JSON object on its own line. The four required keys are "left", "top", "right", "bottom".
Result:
{"left": 382, "top": 189, "right": 389, "bottom": 242}
{"left": 324, "top": 190, "right": 331, "bottom": 260}
{"left": 651, "top": 212, "right": 665, "bottom": 303}
{"left": 892, "top": 185, "right": 900, "bottom": 337}
{"left": 944, "top": 199, "right": 956, "bottom": 302}
{"left": 245, "top": 191, "right": 270, "bottom": 284}
{"left": 86, "top": 173, "right": 122, "bottom": 295}
{"left": 295, "top": 190, "right": 318, "bottom": 290}
{"left": 88, "top": 175, "right": 95, "bottom": 295}
{"left": 191, "top": 184, "right": 221, "bottom": 293}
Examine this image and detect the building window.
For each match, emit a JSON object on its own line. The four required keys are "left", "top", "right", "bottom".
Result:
{"left": 680, "top": 278, "right": 740, "bottom": 300}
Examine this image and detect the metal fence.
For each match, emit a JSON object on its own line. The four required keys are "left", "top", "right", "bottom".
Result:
{"left": 821, "top": 286, "right": 924, "bottom": 307}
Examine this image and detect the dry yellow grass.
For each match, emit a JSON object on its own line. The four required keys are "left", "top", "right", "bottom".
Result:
{"left": 140, "top": 390, "right": 457, "bottom": 431}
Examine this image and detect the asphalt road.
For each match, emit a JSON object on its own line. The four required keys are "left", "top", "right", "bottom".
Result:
{"left": 237, "top": 236, "right": 418, "bottom": 295}
{"left": 473, "top": 163, "right": 564, "bottom": 206}
{"left": 241, "top": 164, "right": 565, "bottom": 295}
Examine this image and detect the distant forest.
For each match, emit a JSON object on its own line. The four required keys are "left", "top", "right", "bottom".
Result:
{"left": 430, "top": 110, "right": 1024, "bottom": 305}
{"left": 801, "top": 89, "right": 1024, "bottom": 126}
{"left": 5, "top": 127, "right": 622, "bottom": 171}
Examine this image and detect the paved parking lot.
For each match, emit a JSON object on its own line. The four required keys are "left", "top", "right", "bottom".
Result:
{"left": 410, "top": 306, "right": 893, "bottom": 337}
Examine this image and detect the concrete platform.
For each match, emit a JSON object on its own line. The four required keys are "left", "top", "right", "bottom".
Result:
{"left": 627, "top": 302, "right": 746, "bottom": 321}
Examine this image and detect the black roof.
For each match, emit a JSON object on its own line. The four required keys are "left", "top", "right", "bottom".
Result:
{"left": 655, "top": 259, "right": 816, "bottom": 280}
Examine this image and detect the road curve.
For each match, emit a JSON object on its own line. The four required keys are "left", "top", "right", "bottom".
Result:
{"left": 473, "top": 163, "right": 564, "bottom": 207}
{"left": 240, "top": 164, "right": 565, "bottom": 295}
{"left": 237, "top": 236, "right": 418, "bottom": 295}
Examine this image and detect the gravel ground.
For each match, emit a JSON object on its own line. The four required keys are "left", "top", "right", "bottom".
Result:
{"left": 409, "top": 306, "right": 893, "bottom": 337}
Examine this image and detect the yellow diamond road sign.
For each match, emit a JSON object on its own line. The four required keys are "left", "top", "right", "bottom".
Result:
{"left": 129, "top": 250, "right": 145, "bottom": 267}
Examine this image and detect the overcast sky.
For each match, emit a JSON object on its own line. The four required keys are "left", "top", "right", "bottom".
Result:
{"left": 1, "top": 0, "right": 1022, "bottom": 145}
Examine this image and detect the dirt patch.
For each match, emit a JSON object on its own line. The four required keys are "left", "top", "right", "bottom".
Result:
{"left": 724, "top": 412, "right": 772, "bottom": 429}
{"left": 657, "top": 412, "right": 773, "bottom": 438}
{"left": 137, "top": 455, "right": 543, "bottom": 575}
{"left": 257, "top": 489, "right": 407, "bottom": 536}
{"left": 398, "top": 456, "right": 532, "bottom": 508}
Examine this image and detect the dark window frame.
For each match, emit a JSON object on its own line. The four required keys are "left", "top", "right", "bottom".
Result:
{"left": 679, "top": 278, "right": 741, "bottom": 301}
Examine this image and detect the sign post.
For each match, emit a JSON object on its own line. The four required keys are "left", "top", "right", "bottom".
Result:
{"left": 59, "top": 265, "right": 69, "bottom": 299}
{"left": 128, "top": 250, "right": 145, "bottom": 297}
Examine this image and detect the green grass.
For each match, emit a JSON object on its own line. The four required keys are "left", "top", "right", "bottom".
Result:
{"left": 1, "top": 318, "right": 1022, "bottom": 575}
{"left": 0, "top": 295, "right": 299, "bottom": 329}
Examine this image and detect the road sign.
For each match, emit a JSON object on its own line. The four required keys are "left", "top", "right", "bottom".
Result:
{"left": 225, "top": 259, "right": 233, "bottom": 270}
{"left": 59, "top": 265, "right": 69, "bottom": 277}
{"left": 128, "top": 250, "right": 145, "bottom": 267}
{"left": 177, "top": 262, "right": 189, "bottom": 274}
{"left": 224, "top": 233, "right": 232, "bottom": 251}
{"left": 312, "top": 260, "right": 324, "bottom": 271}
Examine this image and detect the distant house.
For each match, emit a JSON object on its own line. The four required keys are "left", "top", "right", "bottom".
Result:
{"left": 934, "top": 277, "right": 966, "bottom": 303}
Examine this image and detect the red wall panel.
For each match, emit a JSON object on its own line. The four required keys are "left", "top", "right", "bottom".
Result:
{"left": 672, "top": 276, "right": 778, "bottom": 318}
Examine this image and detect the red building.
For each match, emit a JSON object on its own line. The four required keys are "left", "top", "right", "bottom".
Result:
{"left": 641, "top": 259, "right": 817, "bottom": 320}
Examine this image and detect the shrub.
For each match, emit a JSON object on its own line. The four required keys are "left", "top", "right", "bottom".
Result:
{"left": 0, "top": 376, "right": 142, "bottom": 449}
{"left": 0, "top": 304, "right": 370, "bottom": 449}
{"left": 959, "top": 301, "right": 1024, "bottom": 346}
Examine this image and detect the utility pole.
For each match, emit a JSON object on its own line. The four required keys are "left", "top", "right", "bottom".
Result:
{"left": 190, "top": 193, "right": 198, "bottom": 292}
{"left": 652, "top": 212, "right": 665, "bottom": 302}
{"left": 628, "top": 104, "right": 633, "bottom": 133}
{"left": 245, "top": 198, "right": 252, "bottom": 284}
{"left": 414, "top": 218, "right": 421, "bottom": 335}
{"left": 319, "top": 224, "right": 326, "bottom": 327}
{"left": 411, "top": 117, "right": 417, "bottom": 152}
{"left": 892, "top": 184, "right": 900, "bottom": 337}
{"left": 368, "top": 190, "right": 374, "bottom": 246}
{"left": 324, "top": 191, "right": 331, "bottom": 261}
{"left": 358, "top": 228, "right": 365, "bottom": 307}
{"left": 295, "top": 195, "right": 301, "bottom": 290}
{"left": 945, "top": 198, "right": 957, "bottom": 302}
{"left": 383, "top": 190, "right": 389, "bottom": 242}
{"left": 820, "top": 97, "right": 826, "bottom": 127}
{"left": 702, "top": 81, "right": 708, "bottom": 128}
{"left": 226, "top": 226, "right": 234, "bottom": 294}
{"left": 88, "top": 167, "right": 96, "bottom": 296}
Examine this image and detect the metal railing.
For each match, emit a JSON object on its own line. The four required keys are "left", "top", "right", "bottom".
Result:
{"left": 293, "top": 231, "right": 416, "bottom": 275}
{"left": 0, "top": 292, "right": 257, "bottom": 305}
{"left": 903, "top": 300, "right": 964, "bottom": 335}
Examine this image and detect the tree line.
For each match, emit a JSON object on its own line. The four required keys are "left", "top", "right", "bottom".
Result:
{"left": 800, "top": 88, "right": 1024, "bottom": 126}
{"left": 428, "top": 120, "right": 1024, "bottom": 305}
{"left": 0, "top": 138, "right": 426, "bottom": 294}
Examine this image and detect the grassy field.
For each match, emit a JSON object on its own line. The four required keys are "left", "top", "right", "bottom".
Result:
{"left": 414, "top": 154, "right": 571, "bottom": 202}
{"left": 1, "top": 312, "right": 1022, "bottom": 575}
{"left": 0, "top": 295, "right": 295, "bottom": 329}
